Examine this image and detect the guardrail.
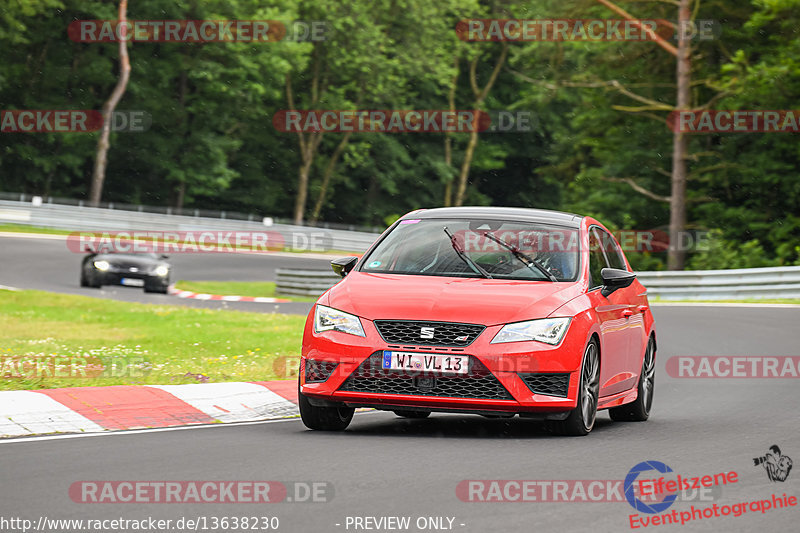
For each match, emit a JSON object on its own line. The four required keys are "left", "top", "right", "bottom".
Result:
{"left": 636, "top": 266, "right": 800, "bottom": 300}
{"left": 0, "top": 199, "right": 380, "bottom": 252}
{"left": 275, "top": 269, "right": 342, "bottom": 297}
{"left": 275, "top": 266, "right": 800, "bottom": 300}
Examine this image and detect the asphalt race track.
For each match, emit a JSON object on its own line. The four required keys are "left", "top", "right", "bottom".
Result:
{"left": 0, "top": 233, "right": 327, "bottom": 314}
{"left": 2, "top": 305, "right": 798, "bottom": 533}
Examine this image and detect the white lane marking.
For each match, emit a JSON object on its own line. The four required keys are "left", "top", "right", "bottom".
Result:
{"left": 0, "top": 284, "right": 21, "bottom": 291}
{"left": 651, "top": 302, "right": 800, "bottom": 309}
{"left": 0, "top": 391, "right": 105, "bottom": 437}
{"left": 0, "top": 411, "right": 384, "bottom": 444}
{"left": 0, "top": 210, "right": 32, "bottom": 222}
{"left": 146, "top": 383, "right": 296, "bottom": 423}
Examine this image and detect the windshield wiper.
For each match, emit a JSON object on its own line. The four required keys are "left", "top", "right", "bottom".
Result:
{"left": 483, "top": 231, "right": 558, "bottom": 282}
{"left": 443, "top": 226, "right": 492, "bottom": 279}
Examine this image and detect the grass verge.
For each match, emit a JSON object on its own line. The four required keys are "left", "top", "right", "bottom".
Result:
{"left": 0, "top": 289, "right": 306, "bottom": 390}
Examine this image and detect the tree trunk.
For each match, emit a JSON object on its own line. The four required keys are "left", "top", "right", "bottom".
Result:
{"left": 89, "top": 0, "right": 131, "bottom": 206}
{"left": 668, "top": 0, "right": 691, "bottom": 270}
{"left": 454, "top": 127, "right": 480, "bottom": 206}
{"left": 453, "top": 44, "right": 507, "bottom": 207}
{"left": 443, "top": 56, "right": 459, "bottom": 207}
{"left": 176, "top": 181, "right": 186, "bottom": 210}
{"left": 310, "top": 130, "right": 353, "bottom": 223}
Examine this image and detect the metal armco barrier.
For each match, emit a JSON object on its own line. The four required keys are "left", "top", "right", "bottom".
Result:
{"left": 0, "top": 199, "right": 379, "bottom": 252}
{"left": 275, "top": 266, "right": 800, "bottom": 300}
{"left": 635, "top": 266, "right": 800, "bottom": 300}
{"left": 275, "top": 269, "right": 342, "bottom": 297}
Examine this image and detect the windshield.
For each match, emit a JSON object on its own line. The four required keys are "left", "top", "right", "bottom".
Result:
{"left": 360, "top": 218, "right": 579, "bottom": 281}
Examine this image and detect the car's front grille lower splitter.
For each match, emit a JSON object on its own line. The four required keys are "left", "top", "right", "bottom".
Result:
{"left": 339, "top": 352, "right": 512, "bottom": 400}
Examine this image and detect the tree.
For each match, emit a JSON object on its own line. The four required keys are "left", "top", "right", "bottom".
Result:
{"left": 89, "top": 0, "right": 131, "bottom": 205}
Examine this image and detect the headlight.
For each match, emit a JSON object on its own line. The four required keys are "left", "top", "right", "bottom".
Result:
{"left": 314, "top": 305, "right": 365, "bottom": 337}
{"left": 93, "top": 260, "right": 110, "bottom": 271}
{"left": 491, "top": 317, "right": 571, "bottom": 345}
{"left": 154, "top": 265, "right": 170, "bottom": 276}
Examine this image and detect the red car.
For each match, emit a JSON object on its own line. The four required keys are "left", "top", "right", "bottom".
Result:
{"left": 299, "top": 207, "right": 656, "bottom": 436}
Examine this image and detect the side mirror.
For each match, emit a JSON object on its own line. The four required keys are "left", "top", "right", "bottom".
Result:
{"left": 600, "top": 268, "right": 636, "bottom": 297}
{"left": 159, "top": 254, "right": 170, "bottom": 260}
{"left": 331, "top": 256, "right": 359, "bottom": 278}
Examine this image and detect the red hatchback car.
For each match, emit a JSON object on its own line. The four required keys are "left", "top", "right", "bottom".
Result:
{"left": 299, "top": 207, "right": 656, "bottom": 436}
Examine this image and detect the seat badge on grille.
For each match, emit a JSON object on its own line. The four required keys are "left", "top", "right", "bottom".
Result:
{"left": 420, "top": 327, "right": 435, "bottom": 339}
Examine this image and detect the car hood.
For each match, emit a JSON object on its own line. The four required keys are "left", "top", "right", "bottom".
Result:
{"left": 325, "top": 272, "right": 583, "bottom": 325}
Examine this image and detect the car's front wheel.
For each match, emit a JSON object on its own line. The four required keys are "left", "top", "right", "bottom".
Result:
{"left": 609, "top": 336, "right": 655, "bottom": 422}
{"left": 299, "top": 382, "right": 354, "bottom": 431}
{"left": 546, "top": 339, "right": 600, "bottom": 437}
{"left": 81, "top": 271, "right": 101, "bottom": 288}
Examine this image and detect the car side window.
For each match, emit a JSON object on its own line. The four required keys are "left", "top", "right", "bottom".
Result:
{"left": 588, "top": 229, "right": 608, "bottom": 289}
{"left": 597, "top": 229, "right": 628, "bottom": 271}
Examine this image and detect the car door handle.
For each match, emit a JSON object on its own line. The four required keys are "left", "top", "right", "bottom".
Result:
{"left": 637, "top": 305, "right": 649, "bottom": 313}
{"left": 621, "top": 309, "right": 634, "bottom": 318}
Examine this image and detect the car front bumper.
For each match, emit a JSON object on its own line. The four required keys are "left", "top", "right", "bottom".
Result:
{"left": 300, "top": 317, "right": 587, "bottom": 416}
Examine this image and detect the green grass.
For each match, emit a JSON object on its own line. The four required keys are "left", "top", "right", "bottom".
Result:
{"left": 0, "top": 289, "right": 306, "bottom": 390}
{"left": 0, "top": 223, "right": 71, "bottom": 235}
{"left": 174, "top": 280, "right": 318, "bottom": 302}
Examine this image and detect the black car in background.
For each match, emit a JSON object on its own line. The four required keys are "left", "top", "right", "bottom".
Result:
{"left": 80, "top": 251, "right": 172, "bottom": 293}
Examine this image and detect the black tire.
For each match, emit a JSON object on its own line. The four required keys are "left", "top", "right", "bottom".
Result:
{"left": 546, "top": 339, "right": 600, "bottom": 437}
{"left": 393, "top": 410, "right": 431, "bottom": 419}
{"left": 82, "top": 271, "right": 101, "bottom": 288}
{"left": 609, "top": 336, "right": 655, "bottom": 422}
{"left": 299, "top": 381, "right": 354, "bottom": 431}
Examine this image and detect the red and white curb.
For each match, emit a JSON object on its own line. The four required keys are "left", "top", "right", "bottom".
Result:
{"left": 168, "top": 286, "right": 290, "bottom": 303}
{"left": 0, "top": 380, "right": 298, "bottom": 438}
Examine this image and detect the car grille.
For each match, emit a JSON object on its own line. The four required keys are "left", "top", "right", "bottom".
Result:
{"left": 373, "top": 320, "right": 485, "bottom": 347}
{"left": 305, "top": 360, "right": 338, "bottom": 383}
{"left": 339, "top": 352, "right": 512, "bottom": 400}
{"left": 518, "top": 373, "right": 570, "bottom": 397}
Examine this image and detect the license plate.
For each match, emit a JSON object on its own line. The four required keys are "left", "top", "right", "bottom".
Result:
{"left": 381, "top": 351, "right": 468, "bottom": 374}
{"left": 120, "top": 278, "right": 145, "bottom": 287}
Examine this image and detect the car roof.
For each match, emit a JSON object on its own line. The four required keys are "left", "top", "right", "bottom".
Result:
{"left": 404, "top": 207, "right": 584, "bottom": 228}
